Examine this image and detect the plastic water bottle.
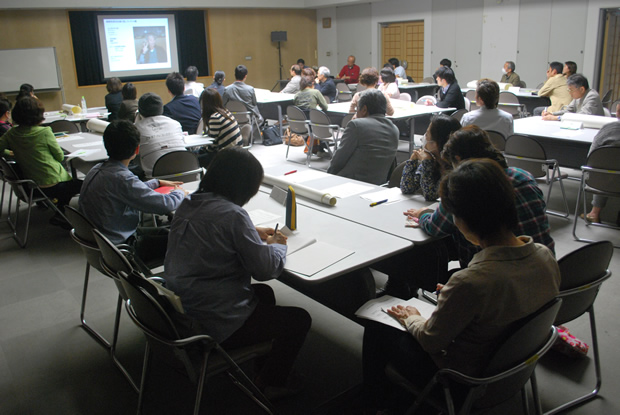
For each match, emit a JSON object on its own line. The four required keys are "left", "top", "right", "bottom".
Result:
{"left": 81, "top": 96, "right": 88, "bottom": 114}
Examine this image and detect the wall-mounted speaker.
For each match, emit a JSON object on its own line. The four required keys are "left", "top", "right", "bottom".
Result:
{"left": 271, "top": 31, "right": 287, "bottom": 42}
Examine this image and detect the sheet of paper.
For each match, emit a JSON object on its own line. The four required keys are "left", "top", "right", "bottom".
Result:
{"left": 56, "top": 135, "right": 86, "bottom": 143}
{"left": 323, "top": 182, "right": 374, "bottom": 198}
{"left": 359, "top": 187, "right": 411, "bottom": 204}
{"left": 285, "top": 241, "right": 354, "bottom": 276}
{"left": 64, "top": 149, "right": 99, "bottom": 160}
{"left": 248, "top": 209, "right": 281, "bottom": 226}
{"left": 284, "top": 169, "right": 329, "bottom": 183}
{"left": 355, "top": 295, "right": 437, "bottom": 331}
{"left": 78, "top": 141, "right": 103, "bottom": 147}
{"left": 279, "top": 227, "right": 317, "bottom": 255}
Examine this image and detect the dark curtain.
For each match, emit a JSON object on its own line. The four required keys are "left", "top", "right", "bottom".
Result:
{"left": 69, "top": 10, "right": 210, "bottom": 86}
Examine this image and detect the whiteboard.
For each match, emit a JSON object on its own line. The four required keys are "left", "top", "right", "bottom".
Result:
{"left": 0, "top": 47, "right": 62, "bottom": 93}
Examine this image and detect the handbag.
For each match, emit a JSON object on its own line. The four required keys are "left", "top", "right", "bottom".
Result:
{"left": 283, "top": 128, "right": 305, "bottom": 146}
{"left": 261, "top": 125, "right": 283, "bottom": 146}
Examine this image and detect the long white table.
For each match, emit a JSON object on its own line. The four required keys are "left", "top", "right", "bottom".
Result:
{"left": 255, "top": 89, "right": 295, "bottom": 136}
{"left": 261, "top": 164, "right": 435, "bottom": 244}
{"left": 43, "top": 107, "right": 110, "bottom": 132}
{"left": 327, "top": 101, "right": 455, "bottom": 153}
{"left": 461, "top": 87, "right": 551, "bottom": 114}
{"left": 397, "top": 82, "right": 439, "bottom": 100}
{"left": 513, "top": 117, "right": 598, "bottom": 168}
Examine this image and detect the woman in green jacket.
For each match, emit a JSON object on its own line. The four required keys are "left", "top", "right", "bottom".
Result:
{"left": 0, "top": 97, "right": 82, "bottom": 228}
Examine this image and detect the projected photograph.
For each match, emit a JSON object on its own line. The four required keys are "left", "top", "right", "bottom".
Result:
{"left": 134, "top": 27, "right": 168, "bottom": 64}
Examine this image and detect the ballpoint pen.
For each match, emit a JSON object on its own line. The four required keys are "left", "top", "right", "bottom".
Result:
{"left": 370, "top": 199, "right": 388, "bottom": 207}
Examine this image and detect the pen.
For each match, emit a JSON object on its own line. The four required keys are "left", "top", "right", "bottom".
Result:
{"left": 274, "top": 223, "right": 279, "bottom": 234}
{"left": 370, "top": 199, "right": 388, "bottom": 207}
{"left": 381, "top": 308, "right": 406, "bottom": 327}
{"left": 284, "top": 170, "right": 297, "bottom": 175}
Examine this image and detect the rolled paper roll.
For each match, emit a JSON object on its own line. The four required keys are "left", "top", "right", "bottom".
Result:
{"left": 263, "top": 173, "right": 337, "bottom": 206}
{"left": 62, "top": 104, "right": 81, "bottom": 114}
{"left": 561, "top": 113, "right": 616, "bottom": 129}
{"left": 86, "top": 118, "right": 110, "bottom": 133}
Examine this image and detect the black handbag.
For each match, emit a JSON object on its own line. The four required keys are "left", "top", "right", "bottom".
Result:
{"left": 261, "top": 125, "right": 283, "bottom": 146}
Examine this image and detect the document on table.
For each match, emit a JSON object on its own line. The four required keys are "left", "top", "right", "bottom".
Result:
{"left": 360, "top": 187, "right": 413, "bottom": 204}
{"left": 79, "top": 141, "right": 104, "bottom": 147}
{"left": 285, "top": 241, "right": 354, "bottom": 277}
{"left": 248, "top": 209, "right": 281, "bottom": 226}
{"left": 56, "top": 135, "right": 86, "bottom": 143}
{"left": 64, "top": 149, "right": 99, "bottom": 160}
{"left": 284, "top": 169, "right": 330, "bottom": 183}
{"left": 279, "top": 227, "right": 317, "bottom": 255}
{"left": 323, "top": 182, "right": 374, "bottom": 198}
{"left": 355, "top": 295, "right": 437, "bottom": 331}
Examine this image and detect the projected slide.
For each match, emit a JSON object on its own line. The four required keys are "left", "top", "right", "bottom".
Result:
{"left": 97, "top": 14, "right": 179, "bottom": 79}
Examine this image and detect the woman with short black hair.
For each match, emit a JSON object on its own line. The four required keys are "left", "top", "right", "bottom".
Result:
{"left": 165, "top": 147, "right": 312, "bottom": 396}
{"left": 379, "top": 66, "right": 400, "bottom": 99}
{"left": 105, "top": 77, "right": 123, "bottom": 121}
{"left": 0, "top": 97, "right": 81, "bottom": 228}
{"left": 117, "top": 83, "right": 138, "bottom": 122}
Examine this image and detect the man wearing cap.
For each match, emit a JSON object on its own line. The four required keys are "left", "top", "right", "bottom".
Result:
{"left": 134, "top": 92, "right": 187, "bottom": 178}
{"left": 79, "top": 120, "right": 188, "bottom": 266}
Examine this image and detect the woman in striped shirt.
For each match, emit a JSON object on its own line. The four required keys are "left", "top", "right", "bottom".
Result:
{"left": 200, "top": 88, "right": 242, "bottom": 166}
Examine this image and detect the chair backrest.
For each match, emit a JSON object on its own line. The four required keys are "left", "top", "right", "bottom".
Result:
{"left": 336, "top": 82, "right": 350, "bottom": 93}
{"left": 486, "top": 130, "right": 506, "bottom": 152}
{"left": 388, "top": 161, "right": 407, "bottom": 188}
{"left": 555, "top": 241, "right": 613, "bottom": 325}
{"left": 604, "top": 107, "right": 612, "bottom": 117}
{"left": 64, "top": 206, "right": 106, "bottom": 274}
{"left": 422, "top": 77, "right": 435, "bottom": 84}
{"left": 225, "top": 100, "right": 251, "bottom": 124}
{"left": 416, "top": 95, "right": 436, "bottom": 105}
{"left": 309, "top": 109, "right": 337, "bottom": 140}
{"left": 49, "top": 120, "right": 80, "bottom": 134}
{"left": 583, "top": 146, "right": 620, "bottom": 194}
{"left": 466, "top": 298, "right": 561, "bottom": 410}
{"left": 336, "top": 82, "right": 352, "bottom": 102}
{"left": 0, "top": 157, "right": 40, "bottom": 204}
{"left": 239, "top": 124, "right": 252, "bottom": 147}
{"left": 498, "top": 91, "right": 521, "bottom": 116}
{"left": 465, "top": 90, "right": 478, "bottom": 111}
{"left": 601, "top": 89, "right": 613, "bottom": 106}
{"left": 399, "top": 93, "right": 412, "bottom": 102}
{"left": 463, "top": 97, "right": 471, "bottom": 111}
{"left": 450, "top": 108, "right": 468, "bottom": 122}
{"left": 196, "top": 118, "right": 205, "bottom": 135}
{"left": 286, "top": 105, "right": 309, "bottom": 135}
{"left": 0, "top": 157, "right": 19, "bottom": 182}
{"left": 504, "top": 135, "right": 548, "bottom": 178}
{"left": 520, "top": 81, "right": 526, "bottom": 88}
{"left": 341, "top": 113, "right": 354, "bottom": 129}
{"left": 92, "top": 229, "right": 134, "bottom": 279}
{"left": 152, "top": 150, "right": 202, "bottom": 183}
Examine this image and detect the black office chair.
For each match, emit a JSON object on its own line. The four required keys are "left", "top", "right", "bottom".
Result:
{"left": 151, "top": 150, "right": 203, "bottom": 183}
{"left": 285, "top": 106, "right": 311, "bottom": 165}
{"left": 486, "top": 130, "right": 506, "bottom": 152}
{"left": 49, "top": 119, "right": 80, "bottom": 134}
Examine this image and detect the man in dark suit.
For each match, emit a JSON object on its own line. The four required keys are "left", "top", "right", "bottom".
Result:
{"left": 429, "top": 66, "right": 465, "bottom": 110}
{"left": 327, "top": 89, "right": 398, "bottom": 185}
{"left": 162, "top": 72, "right": 202, "bottom": 134}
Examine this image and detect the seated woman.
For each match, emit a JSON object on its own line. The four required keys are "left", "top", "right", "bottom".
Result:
{"left": 378, "top": 67, "right": 400, "bottom": 99}
{"left": 460, "top": 78, "right": 514, "bottom": 139}
{"left": 165, "top": 147, "right": 312, "bottom": 396}
{"left": 349, "top": 67, "right": 394, "bottom": 117}
{"left": 293, "top": 75, "right": 328, "bottom": 111}
{"left": 199, "top": 88, "right": 242, "bottom": 167}
{"left": 15, "top": 83, "right": 36, "bottom": 102}
{"left": 0, "top": 97, "right": 82, "bottom": 228}
{"left": 363, "top": 158, "right": 560, "bottom": 413}
{"left": 400, "top": 114, "right": 460, "bottom": 200}
{"left": 207, "top": 70, "right": 226, "bottom": 97}
{"left": 105, "top": 77, "right": 123, "bottom": 121}
{"left": 117, "top": 82, "right": 138, "bottom": 122}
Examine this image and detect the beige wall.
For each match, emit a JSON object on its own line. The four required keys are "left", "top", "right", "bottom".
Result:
{"left": 0, "top": 8, "right": 317, "bottom": 112}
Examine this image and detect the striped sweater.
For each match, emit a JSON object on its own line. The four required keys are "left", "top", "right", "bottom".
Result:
{"left": 208, "top": 110, "right": 242, "bottom": 151}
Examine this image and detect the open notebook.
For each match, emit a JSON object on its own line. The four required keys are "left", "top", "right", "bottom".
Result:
{"left": 355, "top": 295, "right": 437, "bottom": 332}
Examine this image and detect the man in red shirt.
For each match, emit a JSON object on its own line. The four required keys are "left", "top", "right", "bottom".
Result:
{"left": 338, "top": 55, "right": 360, "bottom": 84}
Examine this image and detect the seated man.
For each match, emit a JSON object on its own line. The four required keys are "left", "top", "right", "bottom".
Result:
{"left": 500, "top": 60, "right": 521, "bottom": 86}
{"left": 461, "top": 78, "right": 514, "bottom": 139}
{"left": 327, "top": 89, "right": 398, "bottom": 185}
{"left": 406, "top": 126, "right": 555, "bottom": 271}
{"left": 430, "top": 66, "right": 465, "bottom": 110}
{"left": 389, "top": 58, "right": 407, "bottom": 79}
{"left": 79, "top": 120, "right": 188, "bottom": 265}
{"left": 338, "top": 55, "right": 360, "bottom": 84}
{"left": 533, "top": 61, "right": 572, "bottom": 116}
{"left": 363, "top": 158, "right": 560, "bottom": 414}
{"left": 162, "top": 72, "right": 202, "bottom": 134}
{"left": 183, "top": 65, "right": 204, "bottom": 98}
{"left": 222, "top": 65, "right": 264, "bottom": 134}
{"left": 315, "top": 66, "right": 337, "bottom": 103}
{"left": 134, "top": 92, "right": 187, "bottom": 178}
{"left": 280, "top": 64, "right": 302, "bottom": 94}
{"left": 542, "top": 74, "right": 605, "bottom": 120}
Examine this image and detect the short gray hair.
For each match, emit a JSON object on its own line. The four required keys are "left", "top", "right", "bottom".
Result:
{"left": 358, "top": 89, "right": 387, "bottom": 116}
{"left": 318, "top": 66, "right": 330, "bottom": 78}
{"left": 506, "top": 61, "right": 515, "bottom": 71}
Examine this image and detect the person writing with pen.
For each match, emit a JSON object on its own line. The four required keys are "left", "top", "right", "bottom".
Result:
{"left": 362, "top": 158, "right": 560, "bottom": 414}
{"left": 164, "top": 147, "right": 312, "bottom": 399}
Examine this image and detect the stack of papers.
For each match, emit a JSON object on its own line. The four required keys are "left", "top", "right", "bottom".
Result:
{"left": 355, "top": 295, "right": 437, "bottom": 331}
{"left": 359, "top": 187, "right": 413, "bottom": 205}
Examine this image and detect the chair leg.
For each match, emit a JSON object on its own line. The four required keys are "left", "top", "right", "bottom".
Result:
{"left": 79, "top": 262, "right": 112, "bottom": 349}
{"left": 530, "top": 371, "right": 542, "bottom": 415}
{"left": 543, "top": 307, "right": 602, "bottom": 415}
{"left": 137, "top": 342, "right": 151, "bottom": 415}
{"left": 193, "top": 350, "right": 210, "bottom": 415}
{"left": 545, "top": 166, "right": 569, "bottom": 218}
{"left": 110, "top": 294, "right": 140, "bottom": 393}
{"left": 226, "top": 368, "right": 275, "bottom": 414}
